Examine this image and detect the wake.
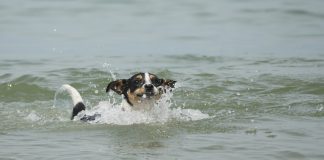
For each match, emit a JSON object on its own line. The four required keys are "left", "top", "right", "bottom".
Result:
{"left": 54, "top": 84, "right": 209, "bottom": 125}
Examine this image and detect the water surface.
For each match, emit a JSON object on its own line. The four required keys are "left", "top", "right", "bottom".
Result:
{"left": 1, "top": 0, "right": 324, "bottom": 159}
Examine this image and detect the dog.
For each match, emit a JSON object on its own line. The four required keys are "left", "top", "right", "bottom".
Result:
{"left": 62, "top": 72, "right": 176, "bottom": 121}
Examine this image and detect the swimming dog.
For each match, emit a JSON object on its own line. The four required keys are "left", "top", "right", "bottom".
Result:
{"left": 62, "top": 72, "right": 176, "bottom": 121}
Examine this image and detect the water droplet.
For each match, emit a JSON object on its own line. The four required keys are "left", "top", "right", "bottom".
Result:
{"left": 318, "top": 106, "right": 323, "bottom": 111}
{"left": 228, "top": 110, "right": 235, "bottom": 114}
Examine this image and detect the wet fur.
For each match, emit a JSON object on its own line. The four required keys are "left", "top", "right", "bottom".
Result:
{"left": 106, "top": 72, "right": 176, "bottom": 107}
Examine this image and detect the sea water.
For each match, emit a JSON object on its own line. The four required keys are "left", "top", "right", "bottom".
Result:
{"left": 1, "top": 0, "right": 324, "bottom": 159}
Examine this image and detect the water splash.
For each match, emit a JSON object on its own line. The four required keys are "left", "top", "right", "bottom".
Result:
{"left": 53, "top": 86, "right": 72, "bottom": 109}
{"left": 52, "top": 67, "right": 210, "bottom": 125}
{"left": 24, "top": 111, "right": 41, "bottom": 122}
{"left": 102, "top": 63, "right": 117, "bottom": 80}
{"left": 74, "top": 90, "right": 210, "bottom": 125}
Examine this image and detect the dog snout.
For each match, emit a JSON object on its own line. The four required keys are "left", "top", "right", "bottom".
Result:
{"left": 144, "top": 84, "right": 154, "bottom": 92}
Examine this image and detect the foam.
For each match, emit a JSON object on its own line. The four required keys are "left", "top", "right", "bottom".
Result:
{"left": 25, "top": 111, "right": 41, "bottom": 122}
{"left": 75, "top": 91, "right": 210, "bottom": 125}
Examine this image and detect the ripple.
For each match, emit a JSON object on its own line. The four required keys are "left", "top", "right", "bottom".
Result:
{"left": 284, "top": 9, "right": 324, "bottom": 19}
{"left": 0, "top": 83, "right": 53, "bottom": 102}
{"left": 164, "top": 54, "right": 222, "bottom": 63}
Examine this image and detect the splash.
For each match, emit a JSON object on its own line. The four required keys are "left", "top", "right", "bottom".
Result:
{"left": 102, "top": 63, "right": 117, "bottom": 80}
{"left": 53, "top": 67, "right": 210, "bottom": 125}
{"left": 74, "top": 90, "right": 210, "bottom": 125}
{"left": 24, "top": 111, "right": 41, "bottom": 122}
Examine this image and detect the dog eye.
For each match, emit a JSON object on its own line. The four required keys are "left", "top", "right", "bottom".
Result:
{"left": 134, "top": 79, "right": 142, "bottom": 85}
{"left": 152, "top": 78, "right": 162, "bottom": 86}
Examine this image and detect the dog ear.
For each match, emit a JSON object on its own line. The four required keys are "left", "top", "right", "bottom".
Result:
{"left": 162, "top": 79, "right": 177, "bottom": 88}
{"left": 106, "top": 79, "right": 128, "bottom": 95}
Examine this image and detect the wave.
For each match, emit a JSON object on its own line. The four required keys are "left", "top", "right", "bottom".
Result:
{"left": 0, "top": 83, "right": 53, "bottom": 103}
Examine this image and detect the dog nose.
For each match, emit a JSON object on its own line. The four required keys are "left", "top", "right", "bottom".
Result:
{"left": 145, "top": 84, "right": 154, "bottom": 91}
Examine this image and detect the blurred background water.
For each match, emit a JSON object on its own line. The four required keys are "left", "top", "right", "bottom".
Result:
{"left": 1, "top": 0, "right": 324, "bottom": 159}
{"left": 1, "top": 0, "right": 324, "bottom": 58}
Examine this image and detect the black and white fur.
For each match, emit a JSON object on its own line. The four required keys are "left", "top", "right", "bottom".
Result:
{"left": 62, "top": 72, "right": 176, "bottom": 121}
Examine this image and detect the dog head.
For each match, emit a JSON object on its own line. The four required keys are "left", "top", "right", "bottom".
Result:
{"left": 106, "top": 72, "right": 176, "bottom": 107}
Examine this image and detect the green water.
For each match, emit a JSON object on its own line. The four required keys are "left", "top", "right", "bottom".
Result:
{"left": 1, "top": 0, "right": 324, "bottom": 159}
{"left": 1, "top": 54, "right": 324, "bottom": 159}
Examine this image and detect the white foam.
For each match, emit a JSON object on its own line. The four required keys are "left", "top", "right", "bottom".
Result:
{"left": 75, "top": 91, "right": 210, "bottom": 125}
{"left": 25, "top": 111, "right": 41, "bottom": 122}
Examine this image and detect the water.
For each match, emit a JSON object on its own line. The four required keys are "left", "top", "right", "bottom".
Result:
{"left": 1, "top": 0, "right": 324, "bottom": 159}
